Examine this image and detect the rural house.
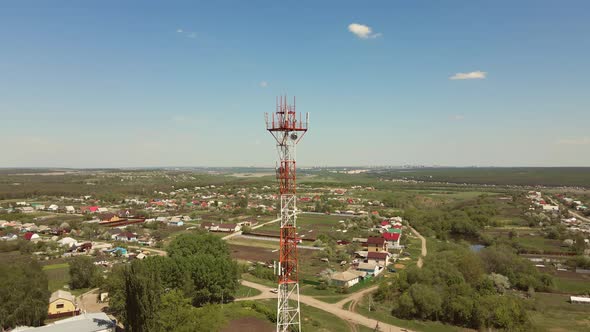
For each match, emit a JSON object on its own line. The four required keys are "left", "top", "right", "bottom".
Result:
{"left": 112, "top": 232, "right": 137, "bottom": 242}
{"left": 366, "top": 236, "right": 387, "bottom": 252}
{"left": 47, "top": 290, "right": 78, "bottom": 319}
{"left": 367, "top": 251, "right": 390, "bottom": 266}
{"left": 331, "top": 270, "right": 367, "bottom": 287}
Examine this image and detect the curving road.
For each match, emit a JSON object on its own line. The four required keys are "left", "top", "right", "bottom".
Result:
{"left": 238, "top": 280, "right": 412, "bottom": 332}
{"left": 409, "top": 226, "right": 427, "bottom": 268}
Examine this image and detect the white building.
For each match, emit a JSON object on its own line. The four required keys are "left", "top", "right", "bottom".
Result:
{"left": 570, "top": 296, "right": 590, "bottom": 304}
{"left": 331, "top": 270, "right": 366, "bottom": 287}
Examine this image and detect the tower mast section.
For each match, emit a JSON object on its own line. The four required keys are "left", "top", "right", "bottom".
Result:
{"left": 265, "top": 96, "right": 309, "bottom": 332}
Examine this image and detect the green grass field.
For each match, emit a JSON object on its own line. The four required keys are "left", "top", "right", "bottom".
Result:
{"left": 375, "top": 167, "right": 590, "bottom": 187}
{"left": 43, "top": 263, "right": 70, "bottom": 292}
{"left": 235, "top": 284, "right": 262, "bottom": 298}
{"left": 552, "top": 276, "right": 590, "bottom": 295}
{"left": 514, "top": 236, "right": 569, "bottom": 253}
{"left": 222, "top": 299, "right": 355, "bottom": 332}
{"left": 528, "top": 292, "right": 590, "bottom": 332}
{"left": 254, "top": 213, "right": 351, "bottom": 236}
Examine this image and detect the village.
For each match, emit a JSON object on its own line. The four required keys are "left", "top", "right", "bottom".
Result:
{"left": 2, "top": 169, "right": 590, "bottom": 332}
{"left": 0, "top": 173, "right": 418, "bottom": 331}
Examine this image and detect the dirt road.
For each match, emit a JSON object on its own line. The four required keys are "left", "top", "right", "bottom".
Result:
{"left": 76, "top": 288, "right": 107, "bottom": 313}
{"left": 239, "top": 280, "right": 412, "bottom": 332}
{"left": 409, "top": 226, "right": 427, "bottom": 268}
{"left": 222, "top": 217, "right": 281, "bottom": 240}
{"left": 335, "top": 285, "right": 379, "bottom": 308}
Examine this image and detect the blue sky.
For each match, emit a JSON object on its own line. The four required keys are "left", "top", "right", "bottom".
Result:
{"left": 1, "top": 0, "right": 589, "bottom": 167}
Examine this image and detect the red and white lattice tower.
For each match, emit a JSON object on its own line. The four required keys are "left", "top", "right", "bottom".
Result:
{"left": 265, "top": 96, "right": 309, "bottom": 332}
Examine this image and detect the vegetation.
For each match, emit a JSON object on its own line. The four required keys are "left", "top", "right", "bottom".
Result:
{"left": 374, "top": 167, "right": 590, "bottom": 187}
{"left": 69, "top": 256, "right": 102, "bottom": 289}
{"left": 375, "top": 243, "right": 541, "bottom": 331}
{"left": 102, "top": 232, "right": 239, "bottom": 331}
{"left": 0, "top": 259, "right": 50, "bottom": 329}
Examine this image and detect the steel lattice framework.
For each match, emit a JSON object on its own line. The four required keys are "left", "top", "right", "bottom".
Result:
{"left": 265, "top": 96, "right": 309, "bottom": 332}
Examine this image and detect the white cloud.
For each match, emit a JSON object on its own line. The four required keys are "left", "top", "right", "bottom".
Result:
{"left": 348, "top": 23, "right": 381, "bottom": 39}
{"left": 556, "top": 137, "right": 590, "bottom": 145}
{"left": 451, "top": 115, "right": 465, "bottom": 121}
{"left": 449, "top": 71, "right": 487, "bottom": 80}
{"left": 176, "top": 29, "right": 197, "bottom": 39}
{"left": 259, "top": 81, "right": 268, "bottom": 88}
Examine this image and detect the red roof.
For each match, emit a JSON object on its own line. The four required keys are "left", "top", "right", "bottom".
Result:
{"left": 383, "top": 232, "right": 400, "bottom": 241}
{"left": 366, "top": 237, "right": 385, "bottom": 245}
{"left": 24, "top": 232, "right": 35, "bottom": 240}
{"left": 367, "top": 252, "right": 389, "bottom": 260}
{"left": 89, "top": 206, "right": 99, "bottom": 212}
{"left": 381, "top": 221, "right": 390, "bottom": 226}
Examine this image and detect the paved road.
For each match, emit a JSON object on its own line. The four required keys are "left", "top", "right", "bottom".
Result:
{"left": 239, "top": 280, "right": 411, "bottom": 332}
{"left": 409, "top": 226, "right": 427, "bottom": 268}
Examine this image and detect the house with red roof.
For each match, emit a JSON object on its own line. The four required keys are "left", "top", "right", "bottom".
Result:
{"left": 366, "top": 237, "right": 387, "bottom": 252}
{"left": 23, "top": 232, "right": 40, "bottom": 241}
{"left": 383, "top": 228, "right": 402, "bottom": 247}
{"left": 367, "top": 251, "right": 390, "bottom": 266}
{"left": 79, "top": 206, "right": 100, "bottom": 214}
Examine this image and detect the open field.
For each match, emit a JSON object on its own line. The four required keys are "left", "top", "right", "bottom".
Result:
{"left": 235, "top": 284, "right": 262, "bottom": 299}
{"left": 374, "top": 167, "right": 590, "bottom": 188}
{"left": 229, "top": 243, "right": 278, "bottom": 262}
{"left": 221, "top": 299, "right": 353, "bottom": 332}
{"left": 542, "top": 269, "right": 590, "bottom": 294}
{"left": 253, "top": 213, "right": 353, "bottom": 240}
{"left": 528, "top": 292, "right": 590, "bottom": 332}
{"left": 42, "top": 263, "right": 70, "bottom": 292}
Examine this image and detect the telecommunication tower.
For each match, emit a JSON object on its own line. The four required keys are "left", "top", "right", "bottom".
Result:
{"left": 265, "top": 96, "right": 309, "bottom": 332}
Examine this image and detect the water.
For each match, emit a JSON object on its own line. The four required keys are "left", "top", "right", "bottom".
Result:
{"left": 470, "top": 244, "right": 485, "bottom": 252}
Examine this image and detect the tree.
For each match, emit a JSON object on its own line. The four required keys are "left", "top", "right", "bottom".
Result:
{"left": 125, "top": 260, "right": 163, "bottom": 332}
{"left": 236, "top": 196, "right": 248, "bottom": 209}
{"left": 393, "top": 284, "right": 442, "bottom": 320}
{"left": 474, "top": 295, "right": 530, "bottom": 331}
{"left": 0, "top": 259, "right": 50, "bottom": 329}
{"left": 167, "top": 232, "right": 229, "bottom": 258}
{"left": 488, "top": 273, "right": 511, "bottom": 294}
{"left": 155, "top": 290, "right": 225, "bottom": 332}
{"left": 69, "top": 256, "right": 101, "bottom": 289}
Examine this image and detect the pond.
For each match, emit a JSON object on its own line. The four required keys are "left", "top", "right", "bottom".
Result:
{"left": 470, "top": 244, "right": 486, "bottom": 252}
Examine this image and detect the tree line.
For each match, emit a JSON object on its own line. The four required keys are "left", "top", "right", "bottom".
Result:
{"left": 102, "top": 232, "right": 239, "bottom": 332}
{"left": 375, "top": 243, "right": 552, "bottom": 331}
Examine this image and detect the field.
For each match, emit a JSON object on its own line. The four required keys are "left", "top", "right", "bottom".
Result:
{"left": 235, "top": 284, "right": 262, "bottom": 299}
{"left": 220, "top": 299, "right": 353, "bottom": 332}
{"left": 42, "top": 263, "right": 70, "bottom": 292}
{"left": 374, "top": 167, "right": 590, "bottom": 188}
{"left": 229, "top": 243, "right": 278, "bottom": 262}
{"left": 544, "top": 269, "right": 590, "bottom": 294}
{"left": 253, "top": 213, "right": 353, "bottom": 241}
{"left": 528, "top": 292, "right": 590, "bottom": 332}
